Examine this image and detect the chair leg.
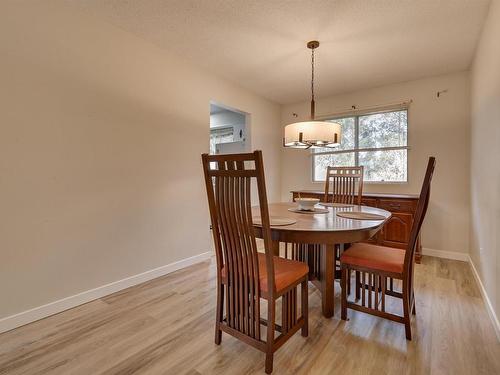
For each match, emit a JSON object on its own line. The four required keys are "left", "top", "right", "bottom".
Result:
{"left": 404, "top": 318, "right": 412, "bottom": 340}
{"left": 265, "top": 353, "right": 274, "bottom": 374}
{"left": 347, "top": 268, "right": 351, "bottom": 296}
{"left": 403, "top": 288, "right": 412, "bottom": 340}
{"left": 412, "top": 290, "right": 416, "bottom": 315}
{"left": 265, "top": 299, "right": 276, "bottom": 374}
{"left": 215, "top": 284, "right": 223, "bottom": 345}
{"left": 301, "top": 280, "right": 308, "bottom": 337}
{"left": 341, "top": 267, "right": 348, "bottom": 320}
{"left": 355, "top": 271, "right": 361, "bottom": 300}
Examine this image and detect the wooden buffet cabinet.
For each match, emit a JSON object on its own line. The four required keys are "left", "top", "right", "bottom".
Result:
{"left": 291, "top": 190, "right": 422, "bottom": 263}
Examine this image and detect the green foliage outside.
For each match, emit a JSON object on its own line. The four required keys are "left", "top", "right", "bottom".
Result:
{"left": 314, "top": 110, "right": 407, "bottom": 182}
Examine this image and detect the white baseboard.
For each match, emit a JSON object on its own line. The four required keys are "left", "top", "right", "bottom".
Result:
{"left": 421, "top": 247, "right": 470, "bottom": 262}
{"left": 422, "top": 248, "right": 499, "bottom": 342}
{"left": 468, "top": 256, "right": 500, "bottom": 342}
{"left": 0, "top": 251, "right": 212, "bottom": 334}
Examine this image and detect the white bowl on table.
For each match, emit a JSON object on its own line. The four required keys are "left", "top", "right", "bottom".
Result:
{"left": 295, "top": 197, "right": 320, "bottom": 211}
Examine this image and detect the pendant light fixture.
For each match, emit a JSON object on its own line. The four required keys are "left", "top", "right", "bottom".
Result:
{"left": 283, "top": 41, "right": 341, "bottom": 149}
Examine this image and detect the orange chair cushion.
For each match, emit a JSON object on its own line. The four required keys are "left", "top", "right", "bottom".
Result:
{"left": 340, "top": 243, "right": 405, "bottom": 274}
{"left": 221, "top": 253, "right": 308, "bottom": 295}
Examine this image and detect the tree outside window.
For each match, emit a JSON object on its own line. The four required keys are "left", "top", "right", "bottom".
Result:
{"left": 313, "top": 110, "right": 408, "bottom": 183}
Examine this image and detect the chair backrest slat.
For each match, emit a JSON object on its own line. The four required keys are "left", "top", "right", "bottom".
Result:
{"left": 324, "top": 166, "right": 364, "bottom": 205}
{"left": 202, "top": 151, "right": 274, "bottom": 340}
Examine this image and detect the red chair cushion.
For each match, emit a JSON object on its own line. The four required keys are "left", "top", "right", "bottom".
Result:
{"left": 221, "top": 253, "right": 308, "bottom": 295}
{"left": 340, "top": 243, "right": 405, "bottom": 274}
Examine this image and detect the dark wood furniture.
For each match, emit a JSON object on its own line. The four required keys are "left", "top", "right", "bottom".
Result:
{"left": 252, "top": 202, "right": 391, "bottom": 319}
{"left": 323, "top": 166, "right": 364, "bottom": 284}
{"left": 340, "top": 157, "right": 436, "bottom": 340}
{"left": 291, "top": 190, "right": 422, "bottom": 263}
{"left": 202, "top": 151, "right": 309, "bottom": 374}
{"left": 324, "top": 166, "right": 364, "bottom": 205}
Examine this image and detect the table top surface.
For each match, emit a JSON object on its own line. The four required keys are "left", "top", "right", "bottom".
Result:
{"left": 252, "top": 202, "right": 391, "bottom": 233}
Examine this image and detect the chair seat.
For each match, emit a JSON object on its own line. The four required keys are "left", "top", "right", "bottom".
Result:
{"left": 340, "top": 243, "right": 405, "bottom": 274}
{"left": 221, "top": 253, "right": 308, "bottom": 296}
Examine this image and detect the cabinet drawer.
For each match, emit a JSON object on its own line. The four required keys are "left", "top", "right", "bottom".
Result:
{"left": 378, "top": 199, "right": 416, "bottom": 213}
{"left": 381, "top": 213, "right": 413, "bottom": 245}
{"left": 361, "top": 198, "right": 377, "bottom": 207}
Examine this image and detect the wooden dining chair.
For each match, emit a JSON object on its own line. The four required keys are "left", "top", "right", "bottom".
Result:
{"left": 340, "top": 157, "right": 436, "bottom": 340}
{"left": 202, "top": 151, "right": 309, "bottom": 374}
{"left": 324, "top": 166, "right": 364, "bottom": 286}
{"left": 324, "top": 166, "right": 364, "bottom": 205}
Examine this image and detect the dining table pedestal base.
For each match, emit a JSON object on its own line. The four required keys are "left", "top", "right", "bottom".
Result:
{"left": 273, "top": 241, "right": 338, "bottom": 319}
{"left": 320, "top": 244, "right": 336, "bottom": 318}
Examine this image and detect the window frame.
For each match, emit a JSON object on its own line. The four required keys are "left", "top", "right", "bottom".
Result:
{"left": 311, "top": 109, "right": 409, "bottom": 184}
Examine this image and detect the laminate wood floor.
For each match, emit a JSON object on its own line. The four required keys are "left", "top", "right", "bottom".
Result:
{"left": 1, "top": 256, "right": 499, "bottom": 375}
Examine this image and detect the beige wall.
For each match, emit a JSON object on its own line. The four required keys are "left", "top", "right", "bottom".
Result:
{"left": 281, "top": 72, "right": 471, "bottom": 254}
{"left": 0, "top": 2, "right": 281, "bottom": 319}
{"left": 470, "top": 0, "right": 500, "bottom": 323}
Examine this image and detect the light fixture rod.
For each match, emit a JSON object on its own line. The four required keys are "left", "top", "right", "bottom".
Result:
{"left": 307, "top": 41, "right": 319, "bottom": 120}
{"left": 283, "top": 40, "right": 341, "bottom": 150}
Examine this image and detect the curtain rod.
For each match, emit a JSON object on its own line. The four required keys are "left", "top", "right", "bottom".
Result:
{"left": 314, "top": 99, "right": 413, "bottom": 120}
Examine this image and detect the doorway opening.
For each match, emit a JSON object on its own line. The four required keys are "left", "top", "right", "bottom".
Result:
{"left": 209, "top": 102, "right": 250, "bottom": 155}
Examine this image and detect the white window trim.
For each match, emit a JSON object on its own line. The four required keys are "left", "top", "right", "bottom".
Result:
{"left": 311, "top": 109, "right": 409, "bottom": 184}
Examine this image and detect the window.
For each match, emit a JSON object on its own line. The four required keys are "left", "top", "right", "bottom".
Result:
{"left": 313, "top": 110, "right": 408, "bottom": 182}
{"left": 210, "top": 127, "right": 234, "bottom": 155}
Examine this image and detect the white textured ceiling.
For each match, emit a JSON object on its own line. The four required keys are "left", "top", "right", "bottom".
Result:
{"left": 67, "top": 0, "right": 490, "bottom": 104}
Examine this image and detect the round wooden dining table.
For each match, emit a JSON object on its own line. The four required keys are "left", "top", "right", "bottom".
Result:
{"left": 252, "top": 202, "right": 391, "bottom": 318}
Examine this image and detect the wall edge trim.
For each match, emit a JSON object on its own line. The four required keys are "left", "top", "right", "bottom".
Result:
{"left": 421, "top": 247, "right": 469, "bottom": 261}
{"left": 468, "top": 255, "right": 500, "bottom": 342}
{"left": 0, "top": 251, "right": 212, "bottom": 334}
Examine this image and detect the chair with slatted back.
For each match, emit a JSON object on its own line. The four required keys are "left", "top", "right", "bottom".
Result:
{"left": 324, "top": 166, "right": 364, "bottom": 205}
{"left": 324, "top": 166, "right": 364, "bottom": 290}
{"left": 202, "top": 150, "right": 309, "bottom": 374}
{"left": 340, "top": 157, "right": 436, "bottom": 340}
